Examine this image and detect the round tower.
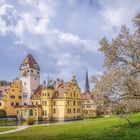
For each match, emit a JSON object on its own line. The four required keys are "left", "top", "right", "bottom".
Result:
{"left": 19, "top": 54, "right": 40, "bottom": 105}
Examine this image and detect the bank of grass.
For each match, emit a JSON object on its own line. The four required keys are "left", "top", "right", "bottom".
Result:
{"left": 1, "top": 113, "right": 140, "bottom": 140}
{"left": 0, "top": 127, "right": 16, "bottom": 132}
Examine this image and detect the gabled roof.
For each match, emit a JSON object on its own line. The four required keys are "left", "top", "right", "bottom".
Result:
{"left": 20, "top": 54, "right": 40, "bottom": 70}
{"left": 31, "top": 85, "right": 43, "bottom": 99}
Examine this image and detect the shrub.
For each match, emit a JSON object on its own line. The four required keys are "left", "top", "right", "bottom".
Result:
{"left": 26, "top": 117, "right": 35, "bottom": 125}
{"left": 0, "top": 109, "right": 7, "bottom": 118}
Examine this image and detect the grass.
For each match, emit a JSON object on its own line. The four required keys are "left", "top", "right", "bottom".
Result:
{"left": 0, "top": 127, "right": 16, "bottom": 132}
{"left": 0, "top": 113, "right": 140, "bottom": 140}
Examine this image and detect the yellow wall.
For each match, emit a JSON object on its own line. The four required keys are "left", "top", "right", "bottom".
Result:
{"left": 16, "top": 77, "right": 83, "bottom": 121}
{"left": 0, "top": 99, "right": 4, "bottom": 109}
{"left": 3, "top": 80, "right": 22, "bottom": 116}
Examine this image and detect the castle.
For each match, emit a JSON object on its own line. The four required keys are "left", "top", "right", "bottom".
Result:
{"left": 0, "top": 54, "right": 96, "bottom": 121}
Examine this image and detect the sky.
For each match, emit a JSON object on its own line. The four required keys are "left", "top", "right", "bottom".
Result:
{"left": 0, "top": 0, "right": 140, "bottom": 90}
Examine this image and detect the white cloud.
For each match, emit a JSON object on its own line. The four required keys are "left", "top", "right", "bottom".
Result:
{"left": 0, "top": 0, "right": 140, "bottom": 89}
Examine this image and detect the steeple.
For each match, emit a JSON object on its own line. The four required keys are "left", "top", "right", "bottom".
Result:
{"left": 84, "top": 69, "right": 90, "bottom": 92}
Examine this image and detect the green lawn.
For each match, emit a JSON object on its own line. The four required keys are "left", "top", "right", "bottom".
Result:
{"left": 1, "top": 113, "right": 140, "bottom": 140}
{"left": 0, "top": 127, "right": 16, "bottom": 132}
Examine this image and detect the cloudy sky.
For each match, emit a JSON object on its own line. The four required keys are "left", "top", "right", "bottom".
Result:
{"left": 0, "top": 0, "right": 140, "bottom": 90}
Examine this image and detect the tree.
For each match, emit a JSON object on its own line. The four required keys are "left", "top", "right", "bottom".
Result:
{"left": 91, "top": 14, "right": 140, "bottom": 125}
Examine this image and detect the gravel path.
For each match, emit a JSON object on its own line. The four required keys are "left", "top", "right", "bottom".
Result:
{"left": 0, "top": 126, "right": 29, "bottom": 135}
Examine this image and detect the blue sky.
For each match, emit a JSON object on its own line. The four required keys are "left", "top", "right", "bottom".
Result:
{"left": 0, "top": 0, "right": 140, "bottom": 90}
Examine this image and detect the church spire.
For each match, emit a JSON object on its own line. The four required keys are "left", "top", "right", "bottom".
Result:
{"left": 84, "top": 68, "right": 90, "bottom": 92}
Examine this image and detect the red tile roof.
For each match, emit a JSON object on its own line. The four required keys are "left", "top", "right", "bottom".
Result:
{"left": 20, "top": 54, "right": 40, "bottom": 70}
{"left": 82, "top": 90, "right": 93, "bottom": 100}
{"left": 31, "top": 85, "right": 43, "bottom": 99}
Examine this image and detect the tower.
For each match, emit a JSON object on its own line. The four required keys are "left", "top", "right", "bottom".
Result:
{"left": 19, "top": 54, "right": 40, "bottom": 105}
{"left": 84, "top": 69, "right": 90, "bottom": 93}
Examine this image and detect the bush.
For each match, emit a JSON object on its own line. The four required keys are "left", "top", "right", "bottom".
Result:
{"left": 0, "top": 109, "right": 7, "bottom": 118}
{"left": 26, "top": 117, "right": 35, "bottom": 125}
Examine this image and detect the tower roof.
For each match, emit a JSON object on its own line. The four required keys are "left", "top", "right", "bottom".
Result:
{"left": 84, "top": 69, "right": 90, "bottom": 92}
{"left": 20, "top": 54, "right": 40, "bottom": 70}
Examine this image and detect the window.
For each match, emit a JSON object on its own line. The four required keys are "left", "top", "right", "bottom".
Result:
{"left": 45, "top": 101, "right": 47, "bottom": 105}
{"left": 24, "top": 82, "right": 26, "bottom": 86}
{"left": 53, "top": 109, "right": 56, "bottom": 114}
{"left": 11, "top": 95, "right": 15, "bottom": 99}
{"left": 23, "top": 95, "right": 27, "bottom": 98}
{"left": 86, "top": 105, "right": 91, "bottom": 108}
{"left": 67, "top": 101, "right": 69, "bottom": 105}
{"left": 35, "top": 111, "right": 37, "bottom": 116}
{"left": 69, "top": 109, "right": 71, "bottom": 113}
{"left": 77, "top": 101, "right": 80, "bottom": 106}
{"left": 36, "top": 102, "right": 38, "bottom": 105}
{"left": 45, "top": 110, "right": 47, "bottom": 116}
{"left": 73, "top": 108, "right": 75, "bottom": 113}
{"left": 0, "top": 102, "right": 2, "bottom": 106}
{"left": 18, "top": 96, "right": 22, "bottom": 99}
{"left": 16, "top": 102, "right": 19, "bottom": 106}
{"left": 35, "top": 78, "right": 36, "bottom": 80}
{"left": 27, "top": 70, "right": 30, "bottom": 73}
{"left": 42, "top": 101, "right": 44, "bottom": 105}
{"left": 29, "top": 110, "right": 33, "bottom": 116}
{"left": 53, "top": 101, "right": 56, "bottom": 105}
{"left": 42, "top": 110, "right": 44, "bottom": 116}
{"left": 73, "top": 101, "right": 75, "bottom": 106}
{"left": 31, "top": 70, "right": 34, "bottom": 73}
{"left": 77, "top": 108, "right": 79, "bottom": 113}
{"left": 11, "top": 102, "right": 14, "bottom": 106}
